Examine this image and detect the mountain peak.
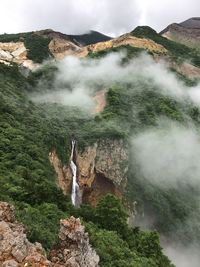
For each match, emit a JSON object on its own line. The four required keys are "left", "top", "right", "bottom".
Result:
{"left": 179, "top": 17, "right": 200, "bottom": 29}
{"left": 160, "top": 17, "right": 200, "bottom": 49}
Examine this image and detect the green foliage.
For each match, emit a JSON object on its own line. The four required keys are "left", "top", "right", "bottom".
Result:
{"left": 27, "top": 64, "right": 58, "bottom": 88}
{"left": 24, "top": 34, "right": 51, "bottom": 63}
{"left": 83, "top": 195, "right": 174, "bottom": 267}
{"left": 88, "top": 45, "right": 149, "bottom": 60}
{"left": 1, "top": 44, "right": 199, "bottom": 265}
{"left": 0, "top": 32, "right": 28, "bottom": 42}
{"left": 0, "top": 32, "right": 51, "bottom": 63}
{"left": 16, "top": 203, "right": 67, "bottom": 250}
{"left": 0, "top": 63, "right": 73, "bottom": 251}
{"left": 126, "top": 172, "right": 200, "bottom": 246}
{"left": 86, "top": 224, "right": 146, "bottom": 267}
{"left": 101, "top": 82, "right": 196, "bottom": 134}
{"left": 95, "top": 194, "right": 128, "bottom": 235}
{"left": 131, "top": 26, "right": 200, "bottom": 67}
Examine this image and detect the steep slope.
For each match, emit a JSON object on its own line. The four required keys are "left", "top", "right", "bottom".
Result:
{"left": 131, "top": 25, "right": 200, "bottom": 78}
{"left": 0, "top": 25, "right": 199, "bottom": 82}
{"left": 0, "top": 202, "right": 99, "bottom": 267}
{"left": 0, "top": 29, "right": 112, "bottom": 65}
{"left": 160, "top": 17, "right": 200, "bottom": 49}
{"left": 88, "top": 33, "right": 167, "bottom": 54}
{"left": 0, "top": 202, "right": 52, "bottom": 266}
{"left": 0, "top": 52, "right": 179, "bottom": 266}
{"left": 1, "top": 22, "right": 200, "bottom": 266}
{"left": 68, "top": 30, "right": 112, "bottom": 45}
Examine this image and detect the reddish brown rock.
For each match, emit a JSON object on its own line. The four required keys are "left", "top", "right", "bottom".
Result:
{"left": 0, "top": 202, "right": 51, "bottom": 267}
{"left": 49, "top": 139, "right": 128, "bottom": 206}
{"left": 50, "top": 216, "right": 99, "bottom": 267}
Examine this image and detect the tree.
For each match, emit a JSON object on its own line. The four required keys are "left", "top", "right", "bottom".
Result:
{"left": 95, "top": 194, "right": 128, "bottom": 235}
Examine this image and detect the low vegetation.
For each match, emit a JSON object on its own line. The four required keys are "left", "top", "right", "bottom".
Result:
{"left": 1, "top": 30, "right": 200, "bottom": 265}
{"left": 0, "top": 32, "right": 51, "bottom": 63}
{"left": 131, "top": 26, "right": 200, "bottom": 67}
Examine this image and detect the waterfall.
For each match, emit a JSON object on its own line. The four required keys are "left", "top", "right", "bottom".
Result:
{"left": 70, "top": 140, "right": 80, "bottom": 206}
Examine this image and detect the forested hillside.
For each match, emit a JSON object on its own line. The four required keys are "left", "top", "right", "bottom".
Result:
{"left": 1, "top": 26, "right": 200, "bottom": 266}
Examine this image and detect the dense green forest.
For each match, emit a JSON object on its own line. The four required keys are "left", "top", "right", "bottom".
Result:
{"left": 0, "top": 32, "right": 51, "bottom": 63}
{"left": 1, "top": 33, "right": 200, "bottom": 266}
{"left": 0, "top": 61, "right": 175, "bottom": 266}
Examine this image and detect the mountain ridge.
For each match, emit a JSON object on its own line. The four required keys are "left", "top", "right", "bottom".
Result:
{"left": 0, "top": 17, "right": 200, "bottom": 266}
{"left": 160, "top": 17, "right": 200, "bottom": 49}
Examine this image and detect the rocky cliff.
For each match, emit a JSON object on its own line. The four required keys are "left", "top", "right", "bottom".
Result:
{"left": 1, "top": 24, "right": 199, "bottom": 81}
{"left": 0, "top": 202, "right": 99, "bottom": 267}
{"left": 0, "top": 42, "right": 38, "bottom": 69}
{"left": 50, "top": 217, "right": 99, "bottom": 266}
{"left": 88, "top": 33, "right": 167, "bottom": 54}
{"left": 160, "top": 17, "right": 200, "bottom": 49}
{"left": 0, "top": 28, "right": 167, "bottom": 68}
{"left": 0, "top": 202, "right": 51, "bottom": 266}
{"left": 49, "top": 139, "right": 128, "bottom": 206}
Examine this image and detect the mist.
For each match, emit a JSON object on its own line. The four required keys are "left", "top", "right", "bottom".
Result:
{"left": 164, "top": 244, "right": 200, "bottom": 267}
{"left": 31, "top": 52, "right": 200, "bottom": 113}
{"left": 29, "top": 50, "right": 200, "bottom": 267}
{"left": 31, "top": 87, "right": 95, "bottom": 112}
{"left": 131, "top": 119, "right": 200, "bottom": 267}
{"left": 132, "top": 119, "right": 200, "bottom": 188}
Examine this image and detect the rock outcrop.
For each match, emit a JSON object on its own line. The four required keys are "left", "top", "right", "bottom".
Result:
{"left": 50, "top": 216, "right": 99, "bottom": 267}
{"left": 48, "top": 38, "right": 88, "bottom": 59}
{"left": 82, "top": 140, "right": 128, "bottom": 206}
{"left": 92, "top": 89, "right": 107, "bottom": 114}
{"left": 49, "top": 139, "right": 128, "bottom": 206}
{"left": 0, "top": 202, "right": 99, "bottom": 267}
{"left": 88, "top": 33, "right": 167, "bottom": 54}
{"left": 49, "top": 150, "right": 71, "bottom": 195}
{"left": 0, "top": 42, "right": 38, "bottom": 70}
{"left": 0, "top": 202, "right": 51, "bottom": 266}
{"left": 48, "top": 32, "right": 167, "bottom": 60}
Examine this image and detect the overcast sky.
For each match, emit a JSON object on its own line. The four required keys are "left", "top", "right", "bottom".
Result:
{"left": 1, "top": 0, "right": 199, "bottom": 36}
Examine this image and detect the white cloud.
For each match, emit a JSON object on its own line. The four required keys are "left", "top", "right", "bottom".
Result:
{"left": 164, "top": 243, "right": 200, "bottom": 267}
{"left": 137, "top": 0, "right": 199, "bottom": 31}
{"left": 30, "top": 52, "right": 200, "bottom": 111}
{"left": 132, "top": 120, "right": 200, "bottom": 188}
{"left": 0, "top": 0, "right": 198, "bottom": 36}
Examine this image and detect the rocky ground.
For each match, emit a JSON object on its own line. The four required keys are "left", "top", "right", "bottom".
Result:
{"left": 0, "top": 202, "right": 99, "bottom": 267}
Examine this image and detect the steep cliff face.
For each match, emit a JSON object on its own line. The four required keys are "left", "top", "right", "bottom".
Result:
{"left": 0, "top": 202, "right": 51, "bottom": 266}
{"left": 88, "top": 33, "right": 167, "bottom": 54}
{"left": 49, "top": 149, "right": 71, "bottom": 195}
{"left": 50, "top": 216, "right": 99, "bottom": 266}
{"left": 0, "top": 42, "right": 38, "bottom": 69}
{"left": 0, "top": 202, "right": 99, "bottom": 267}
{"left": 49, "top": 139, "right": 128, "bottom": 206}
{"left": 0, "top": 29, "right": 167, "bottom": 69}
{"left": 48, "top": 38, "right": 88, "bottom": 59}
{"left": 78, "top": 139, "right": 128, "bottom": 206}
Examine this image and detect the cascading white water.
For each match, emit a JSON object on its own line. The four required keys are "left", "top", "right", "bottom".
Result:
{"left": 70, "top": 140, "right": 80, "bottom": 206}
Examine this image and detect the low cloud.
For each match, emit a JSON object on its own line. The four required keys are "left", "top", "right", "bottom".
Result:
{"left": 31, "top": 52, "right": 200, "bottom": 112}
{"left": 31, "top": 87, "right": 95, "bottom": 112}
{"left": 132, "top": 120, "right": 200, "bottom": 188}
{"left": 29, "top": 47, "right": 200, "bottom": 267}
{"left": 164, "top": 244, "right": 200, "bottom": 267}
